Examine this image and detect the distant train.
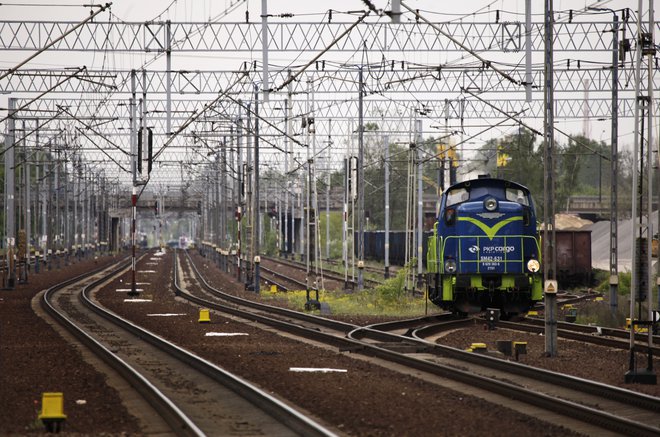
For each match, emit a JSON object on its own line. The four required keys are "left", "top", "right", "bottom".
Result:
{"left": 425, "top": 176, "right": 543, "bottom": 317}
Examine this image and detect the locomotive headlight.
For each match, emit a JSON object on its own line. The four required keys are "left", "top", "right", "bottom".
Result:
{"left": 527, "top": 259, "right": 540, "bottom": 273}
{"left": 444, "top": 259, "right": 457, "bottom": 273}
{"left": 484, "top": 197, "right": 498, "bottom": 211}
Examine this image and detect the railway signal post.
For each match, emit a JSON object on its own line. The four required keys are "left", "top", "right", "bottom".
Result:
{"left": 544, "top": 280, "right": 558, "bottom": 357}
{"left": 128, "top": 187, "right": 139, "bottom": 297}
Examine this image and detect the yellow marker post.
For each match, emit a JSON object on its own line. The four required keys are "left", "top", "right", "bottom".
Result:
{"left": 270, "top": 284, "right": 278, "bottom": 293}
{"left": 38, "top": 392, "right": 67, "bottom": 433}
{"left": 513, "top": 341, "right": 527, "bottom": 361}
{"left": 198, "top": 308, "right": 211, "bottom": 323}
{"left": 469, "top": 343, "right": 487, "bottom": 353}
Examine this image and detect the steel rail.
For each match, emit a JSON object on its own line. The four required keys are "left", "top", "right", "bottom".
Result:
{"left": 184, "top": 249, "right": 660, "bottom": 435}
{"left": 503, "top": 318, "right": 660, "bottom": 354}
{"left": 524, "top": 315, "right": 660, "bottom": 341}
{"left": 41, "top": 257, "right": 204, "bottom": 437}
{"left": 163, "top": 251, "right": 337, "bottom": 436}
{"left": 261, "top": 255, "right": 380, "bottom": 289}
{"left": 259, "top": 264, "right": 305, "bottom": 291}
{"left": 403, "top": 327, "right": 660, "bottom": 413}
{"left": 367, "top": 314, "right": 472, "bottom": 334}
{"left": 350, "top": 326, "right": 660, "bottom": 435}
{"left": 182, "top": 249, "right": 357, "bottom": 334}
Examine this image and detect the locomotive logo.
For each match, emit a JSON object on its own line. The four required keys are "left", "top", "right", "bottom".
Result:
{"left": 477, "top": 212, "right": 505, "bottom": 220}
{"left": 482, "top": 245, "right": 516, "bottom": 253}
{"left": 457, "top": 216, "right": 523, "bottom": 240}
{"left": 468, "top": 245, "right": 480, "bottom": 254}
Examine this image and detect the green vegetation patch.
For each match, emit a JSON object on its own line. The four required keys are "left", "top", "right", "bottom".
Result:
{"left": 261, "top": 265, "right": 439, "bottom": 317}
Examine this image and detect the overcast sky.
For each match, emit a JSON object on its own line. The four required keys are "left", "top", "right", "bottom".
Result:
{"left": 1, "top": 0, "right": 658, "bottom": 155}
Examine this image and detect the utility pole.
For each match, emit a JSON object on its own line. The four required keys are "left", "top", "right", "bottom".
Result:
{"left": 253, "top": 84, "right": 261, "bottom": 293}
{"left": 261, "top": 0, "right": 270, "bottom": 102}
{"left": 357, "top": 67, "right": 365, "bottom": 291}
{"left": 128, "top": 69, "right": 139, "bottom": 297}
{"left": 23, "top": 122, "right": 30, "bottom": 281}
{"left": 5, "top": 98, "right": 16, "bottom": 287}
{"left": 626, "top": 0, "right": 656, "bottom": 384}
{"left": 416, "top": 119, "right": 424, "bottom": 291}
{"left": 384, "top": 134, "right": 391, "bottom": 279}
{"left": 525, "top": 0, "right": 532, "bottom": 102}
{"left": 236, "top": 102, "right": 243, "bottom": 282}
{"left": 63, "top": 150, "right": 69, "bottom": 265}
{"left": 54, "top": 147, "right": 60, "bottom": 264}
{"left": 326, "top": 120, "right": 331, "bottom": 261}
{"left": 305, "top": 77, "right": 312, "bottom": 295}
{"left": 283, "top": 97, "right": 289, "bottom": 259}
{"left": 343, "top": 142, "right": 350, "bottom": 288}
{"left": 245, "top": 99, "right": 253, "bottom": 289}
{"left": 222, "top": 136, "right": 228, "bottom": 271}
{"left": 585, "top": 7, "right": 621, "bottom": 314}
{"left": 166, "top": 20, "right": 172, "bottom": 136}
{"left": 543, "top": 0, "right": 558, "bottom": 357}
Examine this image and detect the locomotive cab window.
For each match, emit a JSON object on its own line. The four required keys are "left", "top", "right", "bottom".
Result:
{"left": 446, "top": 187, "right": 469, "bottom": 207}
{"left": 506, "top": 188, "right": 529, "bottom": 206}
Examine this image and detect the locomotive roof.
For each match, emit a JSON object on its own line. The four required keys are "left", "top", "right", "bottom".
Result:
{"left": 444, "top": 177, "right": 531, "bottom": 195}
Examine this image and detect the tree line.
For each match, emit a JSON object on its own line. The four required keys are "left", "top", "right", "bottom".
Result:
{"left": 323, "top": 127, "right": 635, "bottom": 230}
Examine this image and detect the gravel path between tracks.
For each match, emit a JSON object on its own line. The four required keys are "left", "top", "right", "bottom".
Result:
{"left": 0, "top": 253, "right": 143, "bottom": 435}
{"left": 435, "top": 320, "right": 660, "bottom": 398}
{"left": 94, "top": 250, "right": 583, "bottom": 436}
{"left": 251, "top": 252, "right": 660, "bottom": 399}
{"left": 6, "top": 248, "right": 653, "bottom": 436}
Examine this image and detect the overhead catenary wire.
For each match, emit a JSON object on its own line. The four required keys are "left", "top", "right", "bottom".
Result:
{"left": 0, "top": 3, "right": 110, "bottom": 82}
{"left": 74, "top": 127, "right": 130, "bottom": 173}
{"left": 0, "top": 109, "right": 65, "bottom": 156}
{"left": 399, "top": 1, "right": 520, "bottom": 86}
{"left": 57, "top": 105, "right": 128, "bottom": 156}
{"left": 2, "top": 2, "right": 651, "bottom": 193}
{"left": 274, "top": 11, "right": 370, "bottom": 92}
{"left": 462, "top": 88, "right": 612, "bottom": 161}
{"left": 152, "top": 70, "right": 249, "bottom": 162}
{"left": 0, "top": 67, "right": 87, "bottom": 124}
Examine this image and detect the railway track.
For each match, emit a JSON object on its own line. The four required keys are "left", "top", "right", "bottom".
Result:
{"left": 258, "top": 262, "right": 308, "bottom": 292}
{"left": 42, "top": 253, "right": 335, "bottom": 436}
{"left": 514, "top": 316, "right": 660, "bottom": 354}
{"left": 361, "top": 318, "right": 660, "bottom": 436}
{"left": 180, "top": 250, "right": 660, "bottom": 436}
{"left": 317, "top": 257, "right": 399, "bottom": 279}
{"left": 261, "top": 256, "right": 381, "bottom": 290}
{"left": 522, "top": 317, "right": 660, "bottom": 343}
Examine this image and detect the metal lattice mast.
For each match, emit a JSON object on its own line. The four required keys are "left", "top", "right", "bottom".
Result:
{"left": 416, "top": 119, "right": 424, "bottom": 291}
{"left": 253, "top": 84, "right": 261, "bottom": 293}
{"left": 357, "top": 67, "right": 365, "bottom": 291}
{"left": 610, "top": 10, "right": 620, "bottom": 314}
{"left": 543, "top": 0, "right": 557, "bottom": 358}
{"left": 626, "top": 0, "right": 656, "bottom": 384}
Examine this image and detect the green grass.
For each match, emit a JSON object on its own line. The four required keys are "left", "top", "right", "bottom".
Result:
{"left": 261, "top": 265, "right": 441, "bottom": 317}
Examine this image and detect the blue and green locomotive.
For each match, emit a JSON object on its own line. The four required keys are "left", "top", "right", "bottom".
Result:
{"left": 426, "top": 176, "right": 543, "bottom": 316}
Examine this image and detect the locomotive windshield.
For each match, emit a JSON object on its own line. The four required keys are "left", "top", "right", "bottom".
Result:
{"left": 505, "top": 188, "right": 530, "bottom": 206}
{"left": 445, "top": 185, "right": 530, "bottom": 207}
{"left": 446, "top": 187, "right": 468, "bottom": 206}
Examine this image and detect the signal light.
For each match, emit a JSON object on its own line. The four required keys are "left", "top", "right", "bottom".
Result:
{"left": 137, "top": 128, "right": 143, "bottom": 173}
{"left": 147, "top": 128, "right": 153, "bottom": 174}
